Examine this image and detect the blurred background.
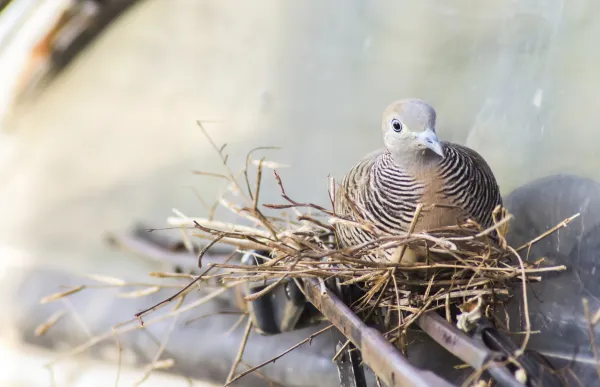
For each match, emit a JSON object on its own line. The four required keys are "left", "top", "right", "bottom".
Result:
{"left": 0, "top": 0, "right": 599, "bottom": 386}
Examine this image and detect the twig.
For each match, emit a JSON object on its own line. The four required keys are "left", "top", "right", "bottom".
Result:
{"left": 447, "top": 214, "right": 513, "bottom": 241}
{"left": 393, "top": 204, "right": 423, "bottom": 263}
{"left": 226, "top": 317, "right": 253, "bottom": 383}
{"left": 184, "top": 311, "right": 245, "bottom": 326}
{"left": 134, "top": 264, "right": 216, "bottom": 325}
{"left": 243, "top": 147, "right": 278, "bottom": 201}
{"left": 197, "top": 234, "right": 225, "bottom": 268}
{"left": 112, "top": 328, "right": 123, "bottom": 387}
{"left": 196, "top": 121, "right": 245, "bottom": 200}
{"left": 508, "top": 245, "right": 531, "bottom": 356}
{"left": 223, "top": 324, "right": 334, "bottom": 386}
{"left": 48, "top": 283, "right": 239, "bottom": 366}
{"left": 265, "top": 170, "right": 334, "bottom": 216}
{"left": 516, "top": 213, "right": 580, "bottom": 252}
{"left": 225, "top": 314, "right": 248, "bottom": 336}
{"left": 332, "top": 340, "right": 351, "bottom": 362}
{"left": 134, "top": 300, "right": 183, "bottom": 386}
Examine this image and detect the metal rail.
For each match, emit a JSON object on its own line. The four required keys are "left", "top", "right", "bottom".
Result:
{"left": 302, "top": 279, "right": 454, "bottom": 387}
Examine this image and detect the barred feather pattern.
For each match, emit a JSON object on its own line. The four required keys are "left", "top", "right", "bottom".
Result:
{"left": 335, "top": 143, "right": 502, "bottom": 262}
{"left": 437, "top": 143, "right": 502, "bottom": 231}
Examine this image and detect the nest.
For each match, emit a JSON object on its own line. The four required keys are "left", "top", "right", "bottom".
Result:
{"left": 157, "top": 126, "right": 572, "bottom": 351}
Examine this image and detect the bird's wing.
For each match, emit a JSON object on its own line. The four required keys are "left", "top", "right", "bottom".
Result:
{"left": 335, "top": 149, "right": 382, "bottom": 216}
{"left": 439, "top": 142, "right": 503, "bottom": 228}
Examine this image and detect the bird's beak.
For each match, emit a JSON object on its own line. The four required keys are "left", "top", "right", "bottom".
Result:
{"left": 417, "top": 128, "right": 444, "bottom": 158}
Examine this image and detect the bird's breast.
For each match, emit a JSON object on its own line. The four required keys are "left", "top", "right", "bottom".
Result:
{"left": 402, "top": 168, "right": 469, "bottom": 231}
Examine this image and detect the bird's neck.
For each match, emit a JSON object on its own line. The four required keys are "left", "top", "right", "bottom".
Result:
{"left": 384, "top": 149, "right": 441, "bottom": 174}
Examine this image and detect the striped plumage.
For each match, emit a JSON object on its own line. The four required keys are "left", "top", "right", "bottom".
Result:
{"left": 334, "top": 99, "right": 502, "bottom": 263}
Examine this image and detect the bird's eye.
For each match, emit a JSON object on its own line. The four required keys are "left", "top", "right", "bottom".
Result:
{"left": 391, "top": 119, "right": 403, "bottom": 133}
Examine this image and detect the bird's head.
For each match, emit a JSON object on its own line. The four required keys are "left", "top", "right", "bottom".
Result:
{"left": 381, "top": 99, "right": 445, "bottom": 164}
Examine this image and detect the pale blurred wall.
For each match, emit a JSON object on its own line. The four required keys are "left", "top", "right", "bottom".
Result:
{"left": 0, "top": 0, "right": 598, "bottom": 274}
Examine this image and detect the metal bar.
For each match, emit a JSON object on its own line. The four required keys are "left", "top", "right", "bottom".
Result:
{"left": 417, "top": 312, "right": 524, "bottom": 387}
{"left": 332, "top": 328, "right": 367, "bottom": 387}
{"left": 303, "top": 279, "right": 455, "bottom": 387}
{"left": 417, "top": 312, "right": 492, "bottom": 369}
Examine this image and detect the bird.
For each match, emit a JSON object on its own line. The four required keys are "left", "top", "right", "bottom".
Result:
{"left": 334, "top": 99, "right": 502, "bottom": 264}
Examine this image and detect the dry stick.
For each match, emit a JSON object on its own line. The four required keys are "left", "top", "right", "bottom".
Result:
{"left": 394, "top": 204, "right": 423, "bottom": 263}
{"left": 215, "top": 261, "right": 563, "bottom": 284}
{"left": 331, "top": 340, "right": 352, "bottom": 363}
{"left": 297, "top": 215, "right": 335, "bottom": 231}
{"left": 35, "top": 310, "right": 66, "bottom": 336}
{"left": 565, "top": 368, "right": 586, "bottom": 387}
{"left": 265, "top": 170, "right": 334, "bottom": 216}
{"left": 226, "top": 317, "right": 253, "bottom": 383}
{"left": 197, "top": 122, "right": 278, "bottom": 238}
{"left": 516, "top": 213, "right": 580, "bottom": 252}
{"left": 423, "top": 272, "right": 437, "bottom": 301}
{"left": 134, "top": 299, "right": 183, "bottom": 386}
{"left": 223, "top": 324, "right": 335, "bottom": 387}
{"left": 175, "top": 210, "right": 271, "bottom": 237}
{"left": 507, "top": 245, "right": 531, "bottom": 357}
{"left": 240, "top": 361, "right": 284, "bottom": 387}
{"left": 219, "top": 197, "right": 272, "bottom": 227}
{"left": 196, "top": 121, "right": 246, "bottom": 200}
{"left": 243, "top": 147, "right": 268, "bottom": 201}
{"left": 447, "top": 214, "right": 513, "bottom": 241}
{"left": 193, "top": 170, "right": 231, "bottom": 180}
{"left": 48, "top": 283, "right": 238, "bottom": 366}
{"left": 444, "top": 292, "right": 453, "bottom": 323}
{"left": 338, "top": 271, "right": 380, "bottom": 286}
{"left": 184, "top": 311, "right": 245, "bottom": 326}
{"left": 246, "top": 255, "right": 304, "bottom": 301}
{"left": 388, "top": 297, "right": 437, "bottom": 339}
{"left": 244, "top": 275, "right": 289, "bottom": 302}
{"left": 112, "top": 328, "right": 123, "bottom": 387}
{"left": 328, "top": 175, "right": 337, "bottom": 217}
{"left": 354, "top": 270, "right": 388, "bottom": 310}
{"left": 582, "top": 298, "right": 600, "bottom": 380}
{"left": 134, "top": 264, "right": 216, "bottom": 325}
{"left": 191, "top": 220, "right": 297, "bottom": 256}
{"left": 239, "top": 367, "right": 273, "bottom": 387}
{"left": 61, "top": 297, "right": 93, "bottom": 338}
{"left": 244, "top": 147, "right": 279, "bottom": 202}
{"left": 198, "top": 233, "right": 225, "bottom": 268}
{"left": 225, "top": 314, "right": 248, "bottom": 335}
{"left": 592, "top": 308, "right": 600, "bottom": 326}
{"left": 364, "top": 271, "right": 393, "bottom": 314}
{"left": 347, "top": 233, "right": 456, "bottom": 254}
{"left": 244, "top": 157, "right": 279, "bottom": 240}
{"left": 459, "top": 213, "right": 508, "bottom": 298}
{"left": 251, "top": 158, "right": 265, "bottom": 210}
{"left": 188, "top": 185, "right": 211, "bottom": 212}
{"left": 217, "top": 261, "right": 562, "bottom": 283}
{"left": 391, "top": 270, "right": 404, "bottom": 334}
